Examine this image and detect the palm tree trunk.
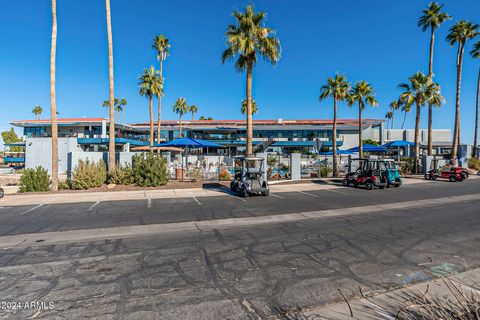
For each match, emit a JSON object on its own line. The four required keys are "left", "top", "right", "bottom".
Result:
{"left": 246, "top": 60, "right": 254, "bottom": 156}
{"left": 179, "top": 114, "right": 183, "bottom": 137}
{"left": 358, "top": 104, "right": 363, "bottom": 158}
{"left": 50, "top": 0, "right": 58, "bottom": 192}
{"left": 427, "top": 27, "right": 435, "bottom": 156}
{"left": 451, "top": 43, "right": 465, "bottom": 165}
{"left": 391, "top": 110, "right": 394, "bottom": 129}
{"left": 332, "top": 97, "right": 339, "bottom": 177}
{"left": 156, "top": 56, "right": 163, "bottom": 145}
{"left": 414, "top": 101, "right": 421, "bottom": 174}
{"left": 149, "top": 96, "right": 154, "bottom": 150}
{"left": 105, "top": 0, "right": 115, "bottom": 173}
{"left": 401, "top": 111, "right": 407, "bottom": 129}
{"left": 473, "top": 66, "right": 479, "bottom": 159}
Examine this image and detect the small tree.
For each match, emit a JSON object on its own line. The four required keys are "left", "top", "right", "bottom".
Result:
{"left": 132, "top": 153, "right": 169, "bottom": 187}
{"left": 19, "top": 167, "right": 50, "bottom": 193}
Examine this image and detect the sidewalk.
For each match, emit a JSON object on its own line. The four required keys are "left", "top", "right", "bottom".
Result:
{"left": 282, "top": 268, "right": 480, "bottom": 320}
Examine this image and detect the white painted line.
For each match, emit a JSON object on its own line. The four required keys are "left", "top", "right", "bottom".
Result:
{"left": 298, "top": 191, "right": 319, "bottom": 198}
{"left": 193, "top": 197, "right": 202, "bottom": 205}
{"left": 270, "top": 193, "right": 285, "bottom": 200}
{"left": 87, "top": 201, "right": 100, "bottom": 212}
{"left": 20, "top": 204, "right": 44, "bottom": 215}
{"left": 147, "top": 198, "right": 152, "bottom": 208}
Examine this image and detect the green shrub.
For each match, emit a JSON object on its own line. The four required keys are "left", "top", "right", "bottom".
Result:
{"left": 19, "top": 166, "right": 50, "bottom": 193}
{"left": 108, "top": 165, "right": 134, "bottom": 185}
{"left": 132, "top": 153, "right": 169, "bottom": 187}
{"left": 400, "top": 157, "right": 415, "bottom": 174}
{"left": 468, "top": 157, "right": 480, "bottom": 171}
{"left": 70, "top": 160, "right": 107, "bottom": 190}
{"left": 218, "top": 168, "right": 231, "bottom": 181}
{"left": 58, "top": 180, "right": 71, "bottom": 190}
{"left": 319, "top": 165, "right": 331, "bottom": 178}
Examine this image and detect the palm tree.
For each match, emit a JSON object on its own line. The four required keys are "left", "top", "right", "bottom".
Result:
{"left": 446, "top": 20, "right": 479, "bottom": 164}
{"left": 241, "top": 99, "right": 258, "bottom": 115}
{"left": 50, "top": 0, "right": 59, "bottom": 191}
{"left": 389, "top": 100, "right": 401, "bottom": 129}
{"left": 173, "top": 98, "right": 188, "bottom": 137}
{"left": 152, "top": 34, "right": 170, "bottom": 144}
{"left": 385, "top": 112, "right": 393, "bottom": 129}
{"left": 32, "top": 106, "right": 43, "bottom": 120}
{"left": 418, "top": 2, "right": 451, "bottom": 156}
{"left": 400, "top": 103, "right": 411, "bottom": 129}
{"left": 104, "top": 0, "right": 116, "bottom": 172}
{"left": 399, "top": 72, "right": 431, "bottom": 174}
{"left": 139, "top": 66, "right": 162, "bottom": 148}
{"left": 472, "top": 41, "right": 480, "bottom": 159}
{"left": 199, "top": 116, "right": 207, "bottom": 120}
{"left": 102, "top": 98, "right": 127, "bottom": 122}
{"left": 221, "top": 5, "right": 281, "bottom": 156}
{"left": 347, "top": 81, "right": 378, "bottom": 158}
{"left": 319, "top": 74, "right": 350, "bottom": 177}
{"left": 189, "top": 105, "right": 198, "bottom": 121}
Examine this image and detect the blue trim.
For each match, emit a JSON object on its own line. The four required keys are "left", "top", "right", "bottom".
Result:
{"left": 77, "top": 138, "right": 149, "bottom": 146}
{"left": 205, "top": 140, "right": 343, "bottom": 148}
{"left": 4, "top": 157, "right": 25, "bottom": 163}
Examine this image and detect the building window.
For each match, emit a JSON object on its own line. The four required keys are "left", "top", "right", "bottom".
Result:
{"left": 24, "top": 127, "right": 46, "bottom": 137}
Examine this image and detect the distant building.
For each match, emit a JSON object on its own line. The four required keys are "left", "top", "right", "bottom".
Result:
{"left": 5, "top": 116, "right": 452, "bottom": 172}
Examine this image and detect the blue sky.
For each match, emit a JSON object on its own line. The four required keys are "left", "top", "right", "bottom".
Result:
{"left": 1, "top": 0, "right": 479, "bottom": 143}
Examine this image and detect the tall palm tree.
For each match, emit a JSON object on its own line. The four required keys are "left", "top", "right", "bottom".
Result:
{"left": 32, "top": 106, "right": 43, "bottom": 120}
{"left": 50, "top": 0, "right": 59, "bottom": 191}
{"left": 385, "top": 112, "right": 393, "bottom": 129}
{"left": 347, "top": 81, "right": 378, "bottom": 158}
{"left": 471, "top": 41, "right": 480, "bottom": 159}
{"left": 399, "top": 72, "right": 432, "bottom": 174}
{"left": 446, "top": 20, "right": 479, "bottom": 164}
{"left": 241, "top": 99, "right": 258, "bottom": 115}
{"left": 152, "top": 34, "right": 170, "bottom": 144}
{"left": 173, "top": 98, "right": 188, "bottom": 137}
{"left": 400, "top": 103, "right": 411, "bottom": 129}
{"left": 105, "top": 0, "right": 116, "bottom": 172}
{"left": 389, "top": 100, "right": 402, "bottom": 129}
{"left": 139, "top": 66, "right": 162, "bottom": 148}
{"left": 319, "top": 74, "right": 350, "bottom": 177}
{"left": 221, "top": 5, "right": 281, "bottom": 156}
{"left": 418, "top": 2, "right": 451, "bottom": 156}
{"left": 189, "top": 105, "right": 198, "bottom": 121}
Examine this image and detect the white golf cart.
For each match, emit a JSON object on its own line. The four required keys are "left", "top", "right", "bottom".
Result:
{"left": 230, "top": 156, "right": 270, "bottom": 197}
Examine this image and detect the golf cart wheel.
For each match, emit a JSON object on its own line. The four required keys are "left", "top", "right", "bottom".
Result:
{"left": 365, "top": 181, "right": 374, "bottom": 190}
{"left": 449, "top": 176, "right": 457, "bottom": 182}
{"left": 0, "top": 188, "right": 4, "bottom": 199}
{"left": 342, "top": 179, "right": 349, "bottom": 186}
{"left": 261, "top": 189, "right": 270, "bottom": 197}
{"left": 230, "top": 182, "right": 235, "bottom": 192}
{"left": 424, "top": 174, "right": 430, "bottom": 180}
{"left": 241, "top": 187, "right": 249, "bottom": 198}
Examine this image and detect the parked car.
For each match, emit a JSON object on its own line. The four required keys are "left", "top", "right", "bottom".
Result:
{"left": 343, "top": 158, "right": 387, "bottom": 190}
{"left": 424, "top": 166, "right": 468, "bottom": 182}
{"left": 230, "top": 157, "right": 270, "bottom": 197}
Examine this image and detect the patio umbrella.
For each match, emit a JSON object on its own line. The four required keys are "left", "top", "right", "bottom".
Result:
{"left": 155, "top": 138, "right": 225, "bottom": 181}
{"left": 319, "top": 150, "right": 354, "bottom": 155}
{"left": 381, "top": 140, "right": 415, "bottom": 161}
{"left": 348, "top": 144, "right": 387, "bottom": 153}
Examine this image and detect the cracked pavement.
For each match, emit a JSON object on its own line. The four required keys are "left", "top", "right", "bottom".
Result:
{"left": 0, "top": 179, "right": 479, "bottom": 319}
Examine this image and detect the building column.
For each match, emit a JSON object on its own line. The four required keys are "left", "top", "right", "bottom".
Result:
{"left": 101, "top": 120, "right": 107, "bottom": 138}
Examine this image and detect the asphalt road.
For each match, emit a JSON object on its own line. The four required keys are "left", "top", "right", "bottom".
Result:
{"left": 0, "top": 179, "right": 479, "bottom": 319}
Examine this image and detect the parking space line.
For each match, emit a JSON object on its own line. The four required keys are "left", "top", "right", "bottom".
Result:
{"left": 147, "top": 198, "right": 152, "bottom": 208}
{"left": 87, "top": 201, "right": 100, "bottom": 212}
{"left": 298, "top": 191, "right": 319, "bottom": 198}
{"left": 193, "top": 197, "right": 202, "bottom": 205}
{"left": 270, "top": 193, "right": 285, "bottom": 199}
{"left": 20, "top": 203, "right": 44, "bottom": 215}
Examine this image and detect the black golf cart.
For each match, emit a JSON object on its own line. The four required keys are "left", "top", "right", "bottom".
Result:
{"left": 343, "top": 158, "right": 387, "bottom": 190}
{"left": 230, "top": 156, "right": 270, "bottom": 197}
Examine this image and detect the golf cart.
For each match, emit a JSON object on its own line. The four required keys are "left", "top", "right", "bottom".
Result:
{"left": 382, "top": 159, "right": 402, "bottom": 188}
{"left": 230, "top": 156, "right": 270, "bottom": 197}
{"left": 0, "top": 186, "right": 3, "bottom": 199}
{"left": 343, "top": 158, "right": 387, "bottom": 190}
{"left": 425, "top": 166, "right": 468, "bottom": 182}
